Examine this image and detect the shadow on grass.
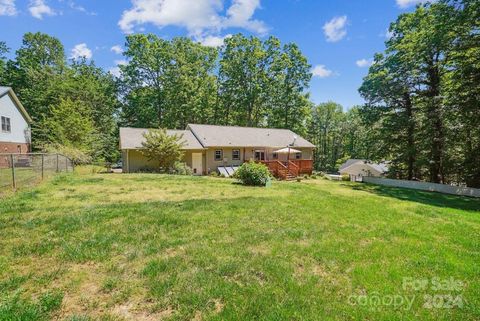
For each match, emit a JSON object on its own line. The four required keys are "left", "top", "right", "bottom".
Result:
{"left": 343, "top": 183, "right": 480, "bottom": 212}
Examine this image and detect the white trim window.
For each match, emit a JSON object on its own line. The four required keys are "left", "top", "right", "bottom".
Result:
{"left": 295, "top": 152, "right": 302, "bottom": 159}
{"left": 272, "top": 152, "right": 278, "bottom": 159}
{"left": 1, "top": 116, "right": 11, "bottom": 133}
{"left": 232, "top": 149, "right": 240, "bottom": 160}
{"left": 214, "top": 149, "right": 223, "bottom": 161}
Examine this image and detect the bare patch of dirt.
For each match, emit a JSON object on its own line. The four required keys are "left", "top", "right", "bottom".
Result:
{"left": 212, "top": 298, "right": 224, "bottom": 314}
{"left": 112, "top": 303, "right": 175, "bottom": 320}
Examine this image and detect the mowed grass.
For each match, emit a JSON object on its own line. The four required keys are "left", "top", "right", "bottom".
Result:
{"left": 1, "top": 170, "right": 479, "bottom": 321}
{"left": 0, "top": 167, "right": 46, "bottom": 193}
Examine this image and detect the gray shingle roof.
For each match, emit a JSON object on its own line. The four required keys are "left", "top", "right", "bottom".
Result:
{"left": 339, "top": 159, "right": 365, "bottom": 171}
{"left": 187, "top": 124, "right": 315, "bottom": 148}
{"left": 119, "top": 127, "right": 205, "bottom": 150}
{"left": 339, "top": 159, "right": 389, "bottom": 173}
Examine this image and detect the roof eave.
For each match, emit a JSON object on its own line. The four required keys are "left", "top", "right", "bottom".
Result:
{"left": 1, "top": 89, "right": 33, "bottom": 124}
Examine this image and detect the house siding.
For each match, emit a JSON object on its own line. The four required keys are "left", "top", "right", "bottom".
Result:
{"left": 0, "top": 93, "right": 31, "bottom": 147}
{"left": 124, "top": 149, "right": 205, "bottom": 173}
{"left": 205, "top": 147, "right": 313, "bottom": 174}
{"left": 123, "top": 147, "right": 313, "bottom": 174}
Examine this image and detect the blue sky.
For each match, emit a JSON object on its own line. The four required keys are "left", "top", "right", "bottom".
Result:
{"left": 0, "top": 0, "right": 426, "bottom": 109}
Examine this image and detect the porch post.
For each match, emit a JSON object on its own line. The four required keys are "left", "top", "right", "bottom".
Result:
{"left": 287, "top": 146, "right": 290, "bottom": 172}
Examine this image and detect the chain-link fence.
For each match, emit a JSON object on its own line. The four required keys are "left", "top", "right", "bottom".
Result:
{"left": 0, "top": 153, "right": 74, "bottom": 191}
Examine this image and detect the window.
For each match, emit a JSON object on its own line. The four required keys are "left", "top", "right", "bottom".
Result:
{"left": 272, "top": 152, "right": 278, "bottom": 159}
{"left": 214, "top": 149, "right": 223, "bottom": 161}
{"left": 232, "top": 149, "right": 240, "bottom": 160}
{"left": 255, "top": 151, "right": 265, "bottom": 161}
{"left": 1, "top": 116, "right": 11, "bottom": 133}
{"left": 295, "top": 152, "right": 302, "bottom": 159}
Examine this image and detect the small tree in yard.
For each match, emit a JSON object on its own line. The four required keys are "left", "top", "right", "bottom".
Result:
{"left": 141, "top": 129, "right": 185, "bottom": 172}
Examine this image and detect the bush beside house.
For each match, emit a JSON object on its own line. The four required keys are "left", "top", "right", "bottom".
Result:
{"left": 233, "top": 162, "right": 271, "bottom": 186}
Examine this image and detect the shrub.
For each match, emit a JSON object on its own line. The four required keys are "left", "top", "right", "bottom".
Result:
{"left": 316, "top": 171, "right": 325, "bottom": 177}
{"left": 169, "top": 162, "right": 193, "bottom": 175}
{"left": 233, "top": 162, "right": 271, "bottom": 186}
{"left": 43, "top": 144, "right": 92, "bottom": 165}
{"left": 341, "top": 174, "right": 350, "bottom": 181}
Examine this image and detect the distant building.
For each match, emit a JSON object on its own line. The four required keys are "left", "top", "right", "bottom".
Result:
{"left": 0, "top": 87, "right": 32, "bottom": 154}
{"left": 339, "top": 159, "right": 388, "bottom": 179}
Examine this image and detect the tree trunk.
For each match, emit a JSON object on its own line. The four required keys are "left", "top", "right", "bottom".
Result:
{"left": 404, "top": 92, "right": 416, "bottom": 180}
{"left": 426, "top": 61, "right": 444, "bottom": 184}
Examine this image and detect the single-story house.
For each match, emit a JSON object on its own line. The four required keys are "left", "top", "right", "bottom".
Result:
{"left": 119, "top": 124, "right": 315, "bottom": 179}
{"left": 339, "top": 159, "right": 388, "bottom": 179}
{"left": 0, "top": 86, "right": 32, "bottom": 154}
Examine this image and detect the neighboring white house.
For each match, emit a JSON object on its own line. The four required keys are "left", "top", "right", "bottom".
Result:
{"left": 0, "top": 86, "right": 32, "bottom": 154}
{"left": 339, "top": 159, "right": 388, "bottom": 179}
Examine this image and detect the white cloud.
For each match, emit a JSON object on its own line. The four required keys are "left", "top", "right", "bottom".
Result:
{"left": 111, "top": 45, "right": 124, "bottom": 54}
{"left": 356, "top": 58, "right": 373, "bottom": 67}
{"left": 29, "top": 0, "right": 56, "bottom": 19}
{"left": 68, "top": 0, "right": 96, "bottom": 15}
{"left": 223, "top": 0, "right": 267, "bottom": 34}
{"left": 198, "top": 34, "right": 231, "bottom": 47}
{"left": 70, "top": 43, "right": 92, "bottom": 60}
{"left": 396, "top": 0, "right": 434, "bottom": 8}
{"left": 115, "top": 59, "right": 128, "bottom": 66}
{"left": 118, "top": 0, "right": 268, "bottom": 36}
{"left": 383, "top": 28, "right": 394, "bottom": 39}
{"left": 109, "top": 67, "right": 121, "bottom": 77}
{"left": 109, "top": 60, "right": 128, "bottom": 77}
{"left": 323, "top": 15, "right": 347, "bottom": 42}
{"left": 0, "top": 0, "right": 17, "bottom": 16}
{"left": 311, "top": 65, "right": 333, "bottom": 78}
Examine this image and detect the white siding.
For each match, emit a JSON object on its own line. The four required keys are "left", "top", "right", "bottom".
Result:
{"left": 0, "top": 94, "right": 30, "bottom": 144}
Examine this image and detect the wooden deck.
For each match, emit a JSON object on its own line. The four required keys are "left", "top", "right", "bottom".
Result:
{"left": 260, "top": 160, "right": 313, "bottom": 180}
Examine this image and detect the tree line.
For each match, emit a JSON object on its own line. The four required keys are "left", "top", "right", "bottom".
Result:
{"left": 0, "top": 33, "right": 119, "bottom": 162}
{"left": 359, "top": 0, "right": 479, "bottom": 187}
{"left": 120, "top": 34, "right": 311, "bottom": 135}
{"left": 1, "top": 32, "right": 354, "bottom": 166}
{"left": 0, "top": 0, "right": 478, "bottom": 186}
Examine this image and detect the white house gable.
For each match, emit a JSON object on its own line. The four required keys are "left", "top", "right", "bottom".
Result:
{"left": 0, "top": 90, "right": 31, "bottom": 144}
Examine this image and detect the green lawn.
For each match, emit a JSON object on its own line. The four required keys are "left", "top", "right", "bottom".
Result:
{"left": 1, "top": 171, "right": 479, "bottom": 320}
{"left": 0, "top": 167, "right": 41, "bottom": 191}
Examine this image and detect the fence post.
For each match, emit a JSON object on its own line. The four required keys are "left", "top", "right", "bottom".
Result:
{"left": 56, "top": 154, "right": 59, "bottom": 173}
{"left": 10, "top": 154, "right": 16, "bottom": 190}
{"left": 65, "top": 156, "right": 68, "bottom": 172}
{"left": 41, "top": 154, "right": 45, "bottom": 180}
